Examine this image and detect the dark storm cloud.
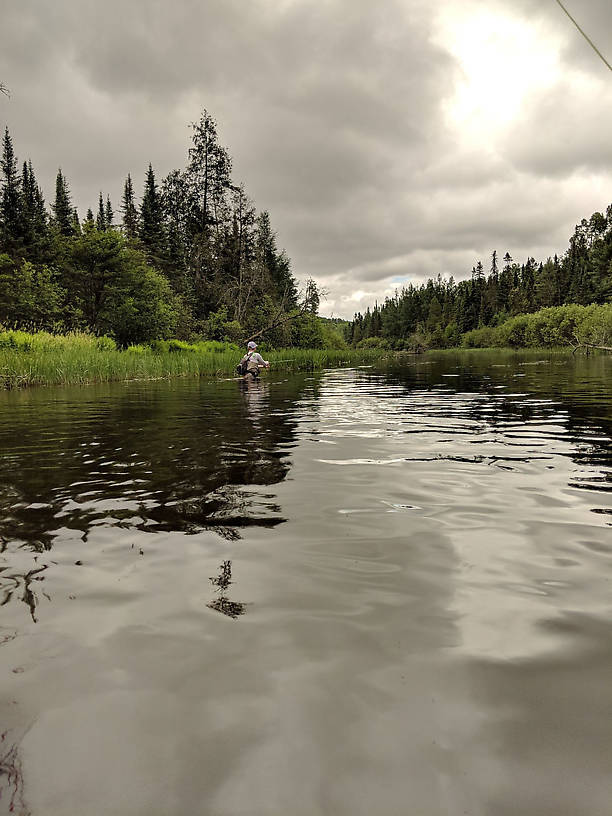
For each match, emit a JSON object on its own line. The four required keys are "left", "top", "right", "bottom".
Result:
{"left": 1, "top": 0, "right": 611, "bottom": 317}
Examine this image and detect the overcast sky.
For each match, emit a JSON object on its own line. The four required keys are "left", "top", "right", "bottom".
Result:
{"left": 1, "top": 0, "right": 611, "bottom": 317}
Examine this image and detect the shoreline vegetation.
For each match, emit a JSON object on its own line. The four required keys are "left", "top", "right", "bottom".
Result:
{"left": 0, "top": 114, "right": 331, "bottom": 352}
{"left": 1, "top": 112, "right": 610, "bottom": 386}
{"left": 353, "top": 302, "right": 612, "bottom": 353}
{"left": 0, "top": 331, "right": 388, "bottom": 389}
{"left": 345, "top": 204, "right": 612, "bottom": 351}
{"left": 1, "top": 303, "right": 611, "bottom": 390}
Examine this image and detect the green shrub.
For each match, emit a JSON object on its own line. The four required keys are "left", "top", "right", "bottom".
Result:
{"left": 357, "top": 336, "right": 389, "bottom": 349}
{"left": 96, "top": 336, "right": 116, "bottom": 352}
{"left": 462, "top": 326, "right": 499, "bottom": 348}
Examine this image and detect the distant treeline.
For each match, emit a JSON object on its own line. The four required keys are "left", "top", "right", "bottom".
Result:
{"left": 347, "top": 211, "right": 612, "bottom": 349}
{"left": 0, "top": 112, "right": 325, "bottom": 347}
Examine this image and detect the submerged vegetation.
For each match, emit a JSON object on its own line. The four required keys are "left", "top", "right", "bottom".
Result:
{"left": 0, "top": 329, "right": 384, "bottom": 389}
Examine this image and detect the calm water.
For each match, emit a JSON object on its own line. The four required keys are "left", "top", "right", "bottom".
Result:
{"left": 0, "top": 351, "right": 611, "bottom": 816}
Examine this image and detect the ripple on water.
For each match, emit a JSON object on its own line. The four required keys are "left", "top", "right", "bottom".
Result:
{"left": 0, "top": 359, "right": 611, "bottom": 815}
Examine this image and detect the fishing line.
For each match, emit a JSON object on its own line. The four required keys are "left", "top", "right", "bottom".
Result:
{"left": 553, "top": 0, "right": 612, "bottom": 73}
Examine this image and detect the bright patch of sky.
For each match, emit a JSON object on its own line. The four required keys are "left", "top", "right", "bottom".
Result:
{"left": 433, "top": 6, "right": 562, "bottom": 142}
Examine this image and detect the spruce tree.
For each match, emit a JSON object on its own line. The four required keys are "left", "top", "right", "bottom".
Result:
{"left": 0, "top": 127, "right": 23, "bottom": 249}
{"left": 71, "top": 208, "right": 81, "bottom": 235}
{"left": 187, "top": 111, "right": 231, "bottom": 236}
{"left": 105, "top": 195, "right": 114, "bottom": 229}
{"left": 20, "top": 160, "right": 35, "bottom": 246}
{"left": 140, "top": 164, "right": 166, "bottom": 266}
{"left": 161, "top": 169, "right": 189, "bottom": 289}
{"left": 52, "top": 169, "right": 74, "bottom": 236}
{"left": 96, "top": 192, "right": 106, "bottom": 231}
{"left": 121, "top": 173, "right": 139, "bottom": 239}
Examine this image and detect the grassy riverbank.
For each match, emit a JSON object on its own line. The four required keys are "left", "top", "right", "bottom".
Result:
{"left": 0, "top": 330, "right": 389, "bottom": 389}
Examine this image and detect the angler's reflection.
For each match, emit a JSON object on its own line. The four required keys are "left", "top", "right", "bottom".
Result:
{"left": 206, "top": 560, "right": 246, "bottom": 619}
{"left": 238, "top": 377, "right": 269, "bottom": 424}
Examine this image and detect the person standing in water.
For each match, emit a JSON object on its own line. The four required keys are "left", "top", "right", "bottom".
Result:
{"left": 239, "top": 341, "right": 270, "bottom": 380}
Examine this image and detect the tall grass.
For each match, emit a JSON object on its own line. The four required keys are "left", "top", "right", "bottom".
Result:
{"left": 0, "top": 330, "right": 389, "bottom": 389}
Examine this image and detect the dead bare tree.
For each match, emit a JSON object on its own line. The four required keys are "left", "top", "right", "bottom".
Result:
{"left": 242, "top": 279, "right": 328, "bottom": 345}
{"left": 570, "top": 333, "right": 612, "bottom": 354}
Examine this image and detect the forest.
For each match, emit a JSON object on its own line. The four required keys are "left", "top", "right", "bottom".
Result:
{"left": 346, "top": 212, "right": 612, "bottom": 350}
{"left": 0, "top": 112, "right": 327, "bottom": 348}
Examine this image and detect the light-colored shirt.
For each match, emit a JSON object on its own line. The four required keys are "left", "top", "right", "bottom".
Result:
{"left": 241, "top": 351, "right": 268, "bottom": 372}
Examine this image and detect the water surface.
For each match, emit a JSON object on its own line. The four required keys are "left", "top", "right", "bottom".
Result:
{"left": 1, "top": 351, "right": 611, "bottom": 815}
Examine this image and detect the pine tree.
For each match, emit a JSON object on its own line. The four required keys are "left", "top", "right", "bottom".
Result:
{"left": 121, "top": 173, "right": 139, "bottom": 239}
{"left": 52, "top": 169, "right": 74, "bottom": 236}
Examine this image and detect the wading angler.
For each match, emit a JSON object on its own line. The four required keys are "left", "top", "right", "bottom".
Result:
{"left": 236, "top": 341, "right": 270, "bottom": 380}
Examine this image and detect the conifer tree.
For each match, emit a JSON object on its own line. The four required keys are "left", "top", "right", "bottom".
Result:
{"left": 140, "top": 164, "right": 166, "bottom": 266}
{"left": 490, "top": 250, "right": 499, "bottom": 283}
{"left": 187, "top": 111, "right": 231, "bottom": 236}
{"left": 20, "top": 160, "right": 35, "bottom": 247}
{"left": 83, "top": 208, "right": 95, "bottom": 232}
{"left": 96, "top": 192, "right": 106, "bottom": 231}
{"left": 255, "top": 211, "right": 297, "bottom": 307}
{"left": 105, "top": 195, "right": 114, "bottom": 229}
{"left": 71, "top": 208, "right": 81, "bottom": 235}
{"left": 161, "top": 169, "right": 190, "bottom": 289}
{"left": 121, "top": 173, "right": 139, "bottom": 239}
{"left": 0, "top": 127, "right": 22, "bottom": 248}
{"left": 52, "top": 169, "right": 74, "bottom": 236}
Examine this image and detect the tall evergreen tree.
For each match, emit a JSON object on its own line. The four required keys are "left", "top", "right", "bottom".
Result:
{"left": 52, "top": 169, "right": 74, "bottom": 236}
{"left": 161, "top": 169, "right": 190, "bottom": 291}
{"left": 71, "top": 208, "right": 81, "bottom": 235}
{"left": 121, "top": 173, "right": 139, "bottom": 239}
{"left": 140, "top": 164, "right": 166, "bottom": 266}
{"left": 96, "top": 192, "right": 106, "bottom": 231}
{"left": 105, "top": 194, "right": 114, "bottom": 229}
{"left": 187, "top": 111, "right": 231, "bottom": 237}
{"left": 0, "top": 127, "right": 22, "bottom": 248}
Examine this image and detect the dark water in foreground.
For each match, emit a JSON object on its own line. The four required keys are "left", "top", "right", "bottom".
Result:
{"left": 0, "top": 350, "right": 611, "bottom": 816}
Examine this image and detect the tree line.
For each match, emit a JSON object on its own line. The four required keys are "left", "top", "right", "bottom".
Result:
{"left": 346, "top": 212, "right": 612, "bottom": 349}
{"left": 0, "top": 112, "right": 323, "bottom": 347}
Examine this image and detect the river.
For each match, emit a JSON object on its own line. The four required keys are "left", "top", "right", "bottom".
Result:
{"left": 0, "top": 350, "right": 610, "bottom": 816}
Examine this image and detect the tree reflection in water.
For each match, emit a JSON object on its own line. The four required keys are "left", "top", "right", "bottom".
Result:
{"left": 206, "top": 560, "right": 246, "bottom": 619}
{"left": 0, "top": 730, "right": 29, "bottom": 816}
{"left": 0, "top": 374, "right": 313, "bottom": 621}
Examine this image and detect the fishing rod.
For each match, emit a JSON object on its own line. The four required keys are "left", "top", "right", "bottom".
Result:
{"left": 553, "top": 0, "right": 612, "bottom": 73}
